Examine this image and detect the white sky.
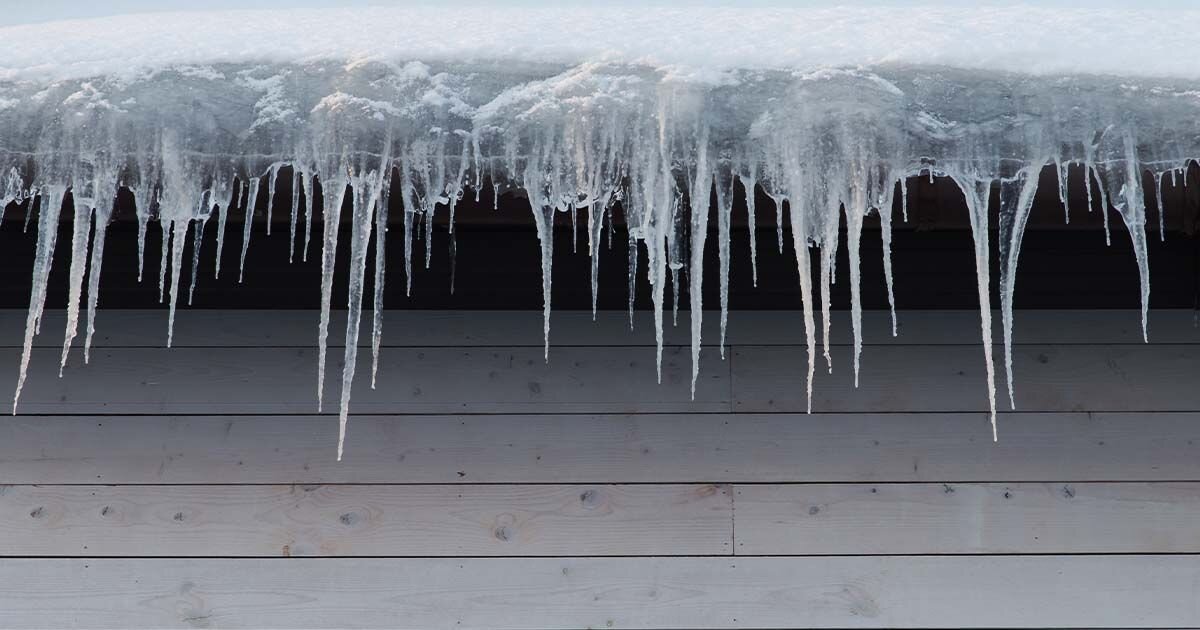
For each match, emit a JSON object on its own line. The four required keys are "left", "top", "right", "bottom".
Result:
{"left": 1, "top": 0, "right": 1187, "bottom": 27}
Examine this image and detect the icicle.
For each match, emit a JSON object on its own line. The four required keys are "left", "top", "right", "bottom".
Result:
{"left": 1155, "top": 170, "right": 1166, "bottom": 241}
{"left": 687, "top": 124, "right": 712, "bottom": 397}
{"left": 157, "top": 219, "right": 170, "bottom": 302}
{"left": 165, "top": 219, "right": 189, "bottom": 348}
{"left": 845, "top": 168, "right": 868, "bottom": 388}
{"left": 773, "top": 195, "right": 784, "bottom": 254}
{"left": 289, "top": 168, "right": 301, "bottom": 263}
{"left": 627, "top": 231, "right": 638, "bottom": 329}
{"left": 134, "top": 187, "right": 153, "bottom": 283}
{"left": 787, "top": 197, "right": 817, "bottom": 414}
{"left": 587, "top": 200, "right": 605, "bottom": 320}
{"left": 187, "top": 218, "right": 205, "bottom": 305}
{"left": 316, "top": 173, "right": 347, "bottom": 413}
{"left": 957, "top": 176, "right": 999, "bottom": 440}
{"left": 530, "top": 200, "right": 555, "bottom": 361}
{"left": 997, "top": 164, "right": 1044, "bottom": 411}
{"left": 899, "top": 176, "right": 909, "bottom": 222}
{"left": 57, "top": 193, "right": 94, "bottom": 376}
{"left": 1055, "top": 156, "right": 1070, "bottom": 223}
{"left": 301, "top": 170, "right": 314, "bottom": 263}
{"left": 714, "top": 165, "right": 734, "bottom": 359}
{"left": 214, "top": 183, "right": 231, "bottom": 279}
{"left": 336, "top": 161, "right": 383, "bottom": 461}
{"left": 400, "top": 161, "right": 416, "bottom": 296}
{"left": 238, "top": 176, "right": 260, "bottom": 283}
{"left": 879, "top": 177, "right": 899, "bottom": 337}
{"left": 83, "top": 203, "right": 112, "bottom": 364}
{"left": 1096, "top": 130, "right": 1151, "bottom": 342}
{"left": 15, "top": 188, "right": 63, "bottom": 413}
{"left": 370, "top": 168, "right": 390, "bottom": 390}
{"left": 265, "top": 164, "right": 277, "bottom": 237}
{"left": 739, "top": 167, "right": 759, "bottom": 287}
{"left": 818, "top": 224, "right": 835, "bottom": 374}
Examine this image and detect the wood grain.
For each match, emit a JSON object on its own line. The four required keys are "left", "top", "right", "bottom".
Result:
{"left": 0, "top": 484, "right": 731, "bottom": 557}
{"left": 8, "top": 345, "right": 729, "bottom": 414}
{"left": 2, "top": 412, "right": 1196, "bottom": 484}
{"left": 1, "top": 556, "right": 1195, "bottom": 628}
{"left": 735, "top": 482, "right": 1200, "bottom": 554}
{"left": 734, "top": 343, "right": 1200, "bottom": 413}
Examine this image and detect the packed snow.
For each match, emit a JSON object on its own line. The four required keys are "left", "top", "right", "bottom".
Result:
{"left": 2, "top": 6, "right": 1198, "bottom": 457}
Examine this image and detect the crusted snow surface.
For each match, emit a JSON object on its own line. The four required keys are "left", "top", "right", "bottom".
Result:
{"left": 2, "top": 7, "right": 1199, "bottom": 456}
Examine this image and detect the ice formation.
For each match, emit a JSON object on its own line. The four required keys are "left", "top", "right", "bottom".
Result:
{"left": 1, "top": 7, "right": 1198, "bottom": 457}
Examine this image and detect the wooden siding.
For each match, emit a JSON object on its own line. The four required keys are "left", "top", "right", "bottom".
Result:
{"left": 0, "top": 309, "right": 1197, "bottom": 629}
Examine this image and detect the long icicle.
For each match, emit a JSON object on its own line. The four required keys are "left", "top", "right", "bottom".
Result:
{"left": 58, "top": 192, "right": 95, "bottom": 375}
{"left": 15, "top": 188, "right": 64, "bottom": 412}
{"left": 336, "top": 162, "right": 383, "bottom": 460}
{"left": 83, "top": 203, "right": 112, "bottom": 364}
{"left": 959, "top": 176, "right": 999, "bottom": 440}
{"left": 316, "top": 172, "right": 347, "bottom": 413}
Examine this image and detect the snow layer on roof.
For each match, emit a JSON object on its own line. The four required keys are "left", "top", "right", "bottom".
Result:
{"left": 2, "top": 6, "right": 1200, "bottom": 83}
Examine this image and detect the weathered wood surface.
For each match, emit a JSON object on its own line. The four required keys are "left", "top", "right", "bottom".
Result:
{"left": 8, "top": 343, "right": 1198, "bottom": 414}
{"left": 735, "top": 482, "right": 1200, "bottom": 554}
{"left": 4, "top": 482, "right": 1197, "bottom": 557}
{"left": 4, "top": 309, "right": 1199, "bottom": 629}
{"left": 9, "top": 345, "right": 729, "bottom": 414}
{"left": 734, "top": 344, "right": 1200, "bottom": 413}
{"left": 0, "top": 484, "right": 731, "bottom": 557}
{"left": 1, "top": 557, "right": 1195, "bottom": 628}
{"left": 5, "top": 309, "right": 1196, "bottom": 348}
{"left": 1, "top": 412, "right": 1197, "bottom": 484}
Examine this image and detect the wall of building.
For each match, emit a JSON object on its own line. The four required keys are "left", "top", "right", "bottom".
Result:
{"left": 0, "top": 308, "right": 1196, "bottom": 628}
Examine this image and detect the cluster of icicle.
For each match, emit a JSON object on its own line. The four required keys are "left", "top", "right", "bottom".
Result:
{"left": 1, "top": 61, "right": 1197, "bottom": 458}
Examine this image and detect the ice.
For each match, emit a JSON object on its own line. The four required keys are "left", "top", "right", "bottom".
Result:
{"left": 3, "top": 7, "right": 1199, "bottom": 450}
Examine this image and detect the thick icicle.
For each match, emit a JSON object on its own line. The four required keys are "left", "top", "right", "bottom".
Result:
{"left": 878, "top": 176, "right": 898, "bottom": 337}
{"left": 164, "top": 219, "right": 189, "bottom": 348}
{"left": 316, "top": 174, "right": 346, "bottom": 413}
{"left": 14, "top": 188, "right": 64, "bottom": 413}
{"left": 336, "top": 162, "right": 383, "bottom": 460}
{"left": 714, "top": 165, "right": 734, "bottom": 358}
{"left": 529, "top": 199, "right": 556, "bottom": 360}
{"left": 686, "top": 124, "right": 712, "bottom": 397}
{"left": 57, "top": 193, "right": 95, "bottom": 376}
{"left": 1096, "top": 130, "right": 1151, "bottom": 342}
{"left": 845, "top": 165, "right": 868, "bottom": 388}
{"left": 787, "top": 196, "right": 817, "bottom": 414}
{"left": 997, "top": 164, "right": 1044, "bottom": 410}
{"left": 958, "top": 177, "right": 999, "bottom": 440}
{"left": 238, "top": 177, "right": 261, "bottom": 283}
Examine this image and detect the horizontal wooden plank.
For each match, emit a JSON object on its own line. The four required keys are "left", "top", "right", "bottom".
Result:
{"left": 2, "top": 556, "right": 1195, "bottom": 628}
{"left": 2, "top": 412, "right": 1196, "bottom": 484}
{"left": 730, "top": 308, "right": 1200, "bottom": 346}
{"left": 0, "top": 484, "right": 730, "bottom": 557}
{"left": 734, "top": 344, "right": 1200, "bottom": 413}
{"left": 5, "top": 309, "right": 1197, "bottom": 348}
{"left": 6, "top": 309, "right": 716, "bottom": 349}
{"left": 9, "top": 345, "right": 729, "bottom": 414}
{"left": 736, "top": 482, "right": 1200, "bottom": 555}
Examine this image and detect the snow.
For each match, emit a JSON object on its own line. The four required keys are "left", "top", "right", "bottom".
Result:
{"left": 2, "top": 7, "right": 1200, "bottom": 82}
{"left": 2, "top": 6, "right": 1199, "bottom": 456}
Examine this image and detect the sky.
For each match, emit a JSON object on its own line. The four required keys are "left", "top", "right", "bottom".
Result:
{"left": 0, "top": 0, "right": 1188, "bottom": 27}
